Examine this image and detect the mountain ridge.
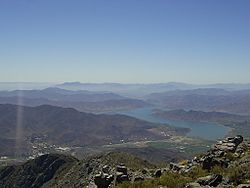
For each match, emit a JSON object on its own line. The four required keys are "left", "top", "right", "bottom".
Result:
{"left": 0, "top": 104, "right": 187, "bottom": 156}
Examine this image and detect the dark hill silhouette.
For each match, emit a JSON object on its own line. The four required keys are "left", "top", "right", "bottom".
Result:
{"left": 0, "top": 104, "right": 187, "bottom": 156}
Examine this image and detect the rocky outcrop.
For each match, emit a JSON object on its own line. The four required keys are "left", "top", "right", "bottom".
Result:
{"left": 199, "top": 135, "right": 244, "bottom": 170}
{"left": 196, "top": 174, "right": 222, "bottom": 187}
{"left": 180, "top": 135, "right": 250, "bottom": 188}
{"left": 213, "top": 135, "right": 243, "bottom": 153}
{"left": 94, "top": 172, "right": 114, "bottom": 188}
{"left": 116, "top": 164, "right": 128, "bottom": 175}
{"left": 115, "top": 164, "right": 129, "bottom": 183}
{"left": 89, "top": 135, "right": 249, "bottom": 188}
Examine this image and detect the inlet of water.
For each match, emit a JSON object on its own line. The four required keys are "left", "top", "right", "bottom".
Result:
{"left": 118, "top": 107, "right": 230, "bottom": 140}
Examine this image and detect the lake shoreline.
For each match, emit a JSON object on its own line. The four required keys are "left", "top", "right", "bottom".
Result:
{"left": 116, "top": 107, "right": 231, "bottom": 141}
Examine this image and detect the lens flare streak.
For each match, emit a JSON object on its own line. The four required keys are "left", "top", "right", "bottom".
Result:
{"left": 15, "top": 86, "right": 24, "bottom": 157}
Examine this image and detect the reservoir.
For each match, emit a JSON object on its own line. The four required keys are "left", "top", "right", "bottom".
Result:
{"left": 118, "top": 107, "right": 230, "bottom": 140}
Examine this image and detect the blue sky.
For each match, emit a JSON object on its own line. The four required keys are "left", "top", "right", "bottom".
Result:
{"left": 0, "top": 0, "right": 250, "bottom": 84}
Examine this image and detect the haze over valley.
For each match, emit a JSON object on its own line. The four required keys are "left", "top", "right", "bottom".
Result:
{"left": 1, "top": 82, "right": 250, "bottom": 161}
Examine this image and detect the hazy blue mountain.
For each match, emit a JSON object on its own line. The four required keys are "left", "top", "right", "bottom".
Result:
{"left": 0, "top": 86, "right": 150, "bottom": 113}
{"left": 56, "top": 82, "right": 250, "bottom": 97}
{"left": 0, "top": 87, "right": 126, "bottom": 102}
{"left": 2, "top": 82, "right": 250, "bottom": 98}
{"left": 0, "top": 96, "right": 150, "bottom": 113}
{"left": 56, "top": 82, "right": 196, "bottom": 97}
{"left": 146, "top": 88, "right": 250, "bottom": 115}
{"left": 154, "top": 109, "right": 249, "bottom": 123}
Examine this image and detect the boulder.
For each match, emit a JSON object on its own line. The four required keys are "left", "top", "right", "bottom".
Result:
{"left": 229, "top": 135, "right": 243, "bottom": 146}
{"left": 94, "top": 172, "right": 114, "bottom": 188}
{"left": 134, "top": 175, "right": 144, "bottom": 181}
{"left": 154, "top": 169, "right": 162, "bottom": 177}
{"left": 170, "top": 162, "right": 184, "bottom": 172}
{"left": 116, "top": 172, "right": 129, "bottom": 183}
{"left": 141, "top": 168, "right": 148, "bottom": 174}
{"left": 116, "top": 165, "right": 127, "bottom": 175}
{"left": 102, "top": 165, "right": 110, "bottom": 173}
{"left": 201, "top": 156, "right": 228, "bottom": 170}
{"left": 197, "top": 174, "right": 222, "bottom": 187}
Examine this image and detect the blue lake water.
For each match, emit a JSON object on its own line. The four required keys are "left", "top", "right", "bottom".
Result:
{"left": 117, "top": 107, "right": 230, "bottom": 141}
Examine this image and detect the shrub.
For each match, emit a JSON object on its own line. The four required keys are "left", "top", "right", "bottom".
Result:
{"left": 188, "top": 166, "right": 208, "bottom": 180}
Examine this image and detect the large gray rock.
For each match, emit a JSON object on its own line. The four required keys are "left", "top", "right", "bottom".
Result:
{"left": 116, "top": 165, "right": 127, "bottom": 175}
{"left": 94, "top": 172, "right": 114, "bottom": 188}
{"left": 228, "top": 135, "right": 243, "bottom": 146}
{"left": 213, "top": 135, "right": 243, "bottom": 153}
{"left": 116, "top": 172, "right": 129, "bottom": 183}
{"left": 154, "top": 169, "right": 162, "bottom": 177}
{"left": 134, "top": 175, "right": 144, "bottom": 181}
{"left": 201, "top": 156, "right": 228, "bottom": 170}
{"left": 102, "top": 165, "right": 110, "bottom": 173}
{"left": 197, "top": 174, "right": 222, "bottom": 187}
{"left": 141, "top": 168, "right": 148, "bottom": 174}
{"left": 170, "top": 162, "right": 185, "bottom": 172}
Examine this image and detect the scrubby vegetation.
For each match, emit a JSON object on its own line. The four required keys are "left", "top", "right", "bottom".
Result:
{"left": 116, "top": 137, "right": 250, "bottom": 188}
{"left": 116, "top": 171, "right": 193, "bottom": 188}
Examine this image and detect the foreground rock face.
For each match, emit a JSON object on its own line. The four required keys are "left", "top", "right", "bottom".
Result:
{"left": 200, "top": 135, "right": 244, "bottom": 170}
{"left": 213, "top": 135, "right": 243, "bottom": 152}
{"left": 92, "top": 135, "right": 250, "bottom": 188}
{"left": 0, "top": 135, "right": 249, "bottom": 188}
{"left": 0, "top": 154, "right": 78, "bottom": 188}
{"left": 182, "top": 135, "right": 250, "bottom": 188}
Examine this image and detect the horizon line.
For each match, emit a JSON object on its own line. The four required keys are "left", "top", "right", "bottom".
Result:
{"left": 0, "top": 81, "right": 250, "bottom": 85}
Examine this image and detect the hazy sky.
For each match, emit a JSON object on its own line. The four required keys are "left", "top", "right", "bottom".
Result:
{"left": 0, "top": 0, "right": 250, "bottom": 84}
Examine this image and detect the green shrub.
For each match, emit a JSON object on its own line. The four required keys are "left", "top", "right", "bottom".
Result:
{"left": 188, "top": 166, "right": 208, "bottom": 180}
{"left": 116, "top": 172, "right": 192, "bottom": 188}
{"left": 159, "top": 172, "right": 192, "bottom": 188}
{"left": 210, "top": 165, "right": 225, "bottom": 175}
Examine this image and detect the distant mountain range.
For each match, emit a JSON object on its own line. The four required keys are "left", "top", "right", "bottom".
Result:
{"left": 1, "top": 86, "right": 250, "bottom": 115}
{"left": 0, "top": 87, "right": 126, "bottom": 102}
{"left": 1, "top": 82, "right": 250, "bottom": 98}
{"left": 154, "top": 109, "right": 250, "bottom": 123}
{"left": 0, "top": 87, "right": 149, "bottom": 113}
{"left": 56, "top": 82, "right": 194, "bottom": 97}
{"left": 145, "top": 88, "right": 250, "bottom": 115}
{"left": 56, "top": 82, "right": 250, "bottom": 97}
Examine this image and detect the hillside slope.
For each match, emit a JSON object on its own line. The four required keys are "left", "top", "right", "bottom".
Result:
{"left": 0, "top": 104, "right": 187, "bottom": 156}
